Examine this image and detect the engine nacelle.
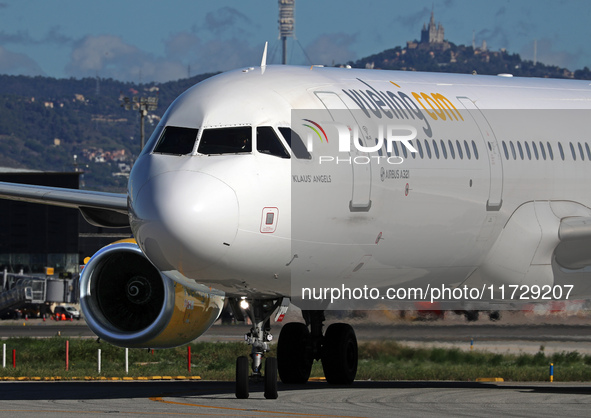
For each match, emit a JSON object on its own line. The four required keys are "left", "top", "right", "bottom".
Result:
{"left": 80, "top": 241, "right": 224, "bottom": 348}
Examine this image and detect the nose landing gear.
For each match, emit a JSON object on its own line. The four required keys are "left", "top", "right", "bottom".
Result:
{"left": 234, "top": 298, "right": 281, "bottom": 399}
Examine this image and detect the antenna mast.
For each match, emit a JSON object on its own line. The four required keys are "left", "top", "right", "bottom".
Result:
{"left": 278, "top": 0, "right": 295, "bottom": 64}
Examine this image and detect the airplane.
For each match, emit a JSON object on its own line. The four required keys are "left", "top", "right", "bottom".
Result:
{"left": 0, "top": 51, "right": 591, "bottom": 400}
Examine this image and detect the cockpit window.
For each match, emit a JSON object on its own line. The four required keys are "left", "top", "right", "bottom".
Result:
{"left": 153, "top": 126, "right": 198, "bottom": 155}
{"left": 197, "top": 127, "right": 252, "bottom": 155}
{"left": 257, "top": 127, "right": 290, "bottom": 159}
{"left": 278, "top": 127, "right": 312, "bottom": 160}
{"left": 141, "top": 125, "right": 164, "bottom": 157}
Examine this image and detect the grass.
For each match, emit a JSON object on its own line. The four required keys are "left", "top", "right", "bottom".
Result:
{"left": 0, "top": 337, "right": 590, "bottom": 381}
{"left": 355, "top": 341, "right": 591, "bottom": 381}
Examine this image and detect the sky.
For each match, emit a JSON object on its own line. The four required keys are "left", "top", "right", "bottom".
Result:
{"left": 0, "top": 0, "right": 590, "bottom": 83}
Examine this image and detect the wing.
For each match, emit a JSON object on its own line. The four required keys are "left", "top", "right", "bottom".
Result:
{"left": 461, "top": 202, "right": 591, "bottom": 292}
{"left": 556, "top": 216, "right": 591, "bottom": 270}
{"left": 0, "top": 181, "right": 129, "bottom": 228}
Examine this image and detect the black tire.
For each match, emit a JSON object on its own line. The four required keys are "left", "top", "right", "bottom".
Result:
{"left": 235, "top": 356, "right": 249, "bottom": 399}
{"left": 264, "top": 357, "right": 278, "bottom": 399}
{"left": 489, "top": 311, "right": 501, "bottom": 321}
{"left": 321, "top": 323, "right": 358, "bottom": 385}
{"left": 277, "top": 323, "right": 312, "bottom": 384}
{"left": 465, "top": 310, "right": 479, "bottom": 322}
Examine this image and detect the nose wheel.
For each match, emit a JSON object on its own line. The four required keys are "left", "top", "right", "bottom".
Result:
{"left": 235, "top": 355, "right": 278, "bottom": 400}
{"left": 264, "top": 357, "right": 278, "bottom": 399}
{"left": 235, "top": 356, "right": 249, "bottom": 399}
{"left": 233, "top": 298, "right": 281, "bottom": 399}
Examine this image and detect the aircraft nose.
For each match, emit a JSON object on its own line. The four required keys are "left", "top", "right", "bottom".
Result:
{"left": 131, "top": 171, "right": 238, "bottom": 274}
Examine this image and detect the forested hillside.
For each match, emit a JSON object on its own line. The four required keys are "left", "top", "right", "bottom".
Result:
{"left": 1, "top": 42, "right": 590, "bottom": 192}
{"left": 0, "top": 73, "right": 215, "bottom": 191}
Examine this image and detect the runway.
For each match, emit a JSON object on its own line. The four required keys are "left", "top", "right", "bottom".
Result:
{"left": 0, "top": 318, "right": 590, "bottom": 416}
{"left": 2, "top": 320, "right": 591, "bottom": 342}
{"left": 2, "top": 319, "right": 591, "bottom": 355}
{"left": 0, "top": 380, "right": 589, "bottom": 417}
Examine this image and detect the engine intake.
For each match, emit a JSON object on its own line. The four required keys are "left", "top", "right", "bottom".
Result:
{"left": 80, "top": 241, "right": 223, "bottom": 348}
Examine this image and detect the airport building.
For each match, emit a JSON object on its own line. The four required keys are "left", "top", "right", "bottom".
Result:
{"left": 0, "top": 168, "right": 131, "bottom": 275}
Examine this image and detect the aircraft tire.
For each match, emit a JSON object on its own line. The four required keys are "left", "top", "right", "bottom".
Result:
{"left": 277, "top": 322, "right": 312, "bottom": 384}
{"left": 321, "top": 323, "right": 358, "bottom": 385}
{"left": 235, "top": 356, "right": 249, "bottom": 399}
{"left": 264, "top": 357, "right": 278, "bottom": 399}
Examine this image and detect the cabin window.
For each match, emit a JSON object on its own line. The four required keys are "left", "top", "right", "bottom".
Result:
{"left": 502, "top": 141, "right": 509, "bottom": 160}
{"left": 539, "top": 141, "right": 546, "bottom": 160}
{"left": 153, "top": 126, "right": 198, "bottom": 155}
{"left": 375, "top": 138, "right": 384, "bottom": 157}
{"left": 524, "top": 142, "right": 531, "bottom": 160}
{"left": 532, "top": 142, "right": 539, "bottom": 160}
{"left": 456, "top": 140, "right": 463, "bottom": 159}
{"left": 578, "top": 142, "right": 585, "bottom": 161}
{"left": 402, "top": 141, "right": 409, "bottom": 159}
{"left": 278, "top": 127, "right": 311, "bottom": 160}
{"left": 547, "top": 142, "right": 554, "bottom": 160}
{"left": 424, "top": 140, "right": 432, "bottom": 159}
{"left": 448, "top": 140, "right": 455, "bottom": 159}
{"left": 257, "top": 127, "right": 290, "bottom": 158}
{"left": 517, "top": 141, "right": 524, "bottom": 160}
{"left": 510, "top": 141, "right": 517, "bottom": 160}
{"left": 432, "top": 140, "right": 440, "bottom": 159}
{"left": 569, "top": 142, "right": 576, "bottom": 160}
{"left": 416, "top": 140, "right": 424, "bottom": 159}
{"left": 392, "top": 141, "right": 400, "bottom": 157}
{"left": 409, "top": 140, "right": 416, "bottom": 159}
{"left": 586, "top": 143, "right": 591, "bottom": 160}
{"left": 464, "top": 140, "right": 471, "bottom": 159}
{"left": 471, "top": 141, "right": 479, "bottom": 160}
{"left": 558, "top": 142, "right": 565, "bottom": 160}
{"left": 440, "top": 140, "right": 448, "bottom": 159}
{"left": 198, "top": 126, "right": 252, "bottom": 155}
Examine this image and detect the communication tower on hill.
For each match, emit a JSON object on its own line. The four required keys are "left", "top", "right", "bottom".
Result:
{"left": 278, "top": 0, "right": 295, "bottom": 65}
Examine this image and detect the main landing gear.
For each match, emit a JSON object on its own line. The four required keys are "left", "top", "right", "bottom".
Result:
{"left": 278, "top": 310, "right": 358, "bottom": 385}
{"left": 232, "top": 299, "right": 358, "bottom": 399}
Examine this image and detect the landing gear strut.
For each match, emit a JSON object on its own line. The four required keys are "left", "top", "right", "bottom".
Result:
{"left": 234, "top": 298, "right": 281, "bottom": 399}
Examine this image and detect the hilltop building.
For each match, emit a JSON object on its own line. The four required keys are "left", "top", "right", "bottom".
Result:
{"left": 407, "top": 10, "right": 450, "bottom": 51}
{"left": 421, "top": 11, "right": 445, "bottom": 44}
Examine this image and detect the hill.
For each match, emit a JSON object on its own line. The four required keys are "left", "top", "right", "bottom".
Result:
{"left": 346, "top": 42, "right": 588, "bottom": 80}
{"left": 0, "top": 73, "right": 215, "bottom": 191}
{"left": 0, "top": 42, "right": 590, "bottom": 192}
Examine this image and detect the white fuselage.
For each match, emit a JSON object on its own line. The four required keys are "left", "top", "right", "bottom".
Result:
{"left": 127, "top": 65, "right": 591, "bottom": 302}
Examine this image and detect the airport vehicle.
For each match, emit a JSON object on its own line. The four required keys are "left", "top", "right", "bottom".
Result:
{"left": 53, "top": 305, "right": 80, "bottom": 320}
{"left": 0, "top": 56, "right": 591, "bottom": 399}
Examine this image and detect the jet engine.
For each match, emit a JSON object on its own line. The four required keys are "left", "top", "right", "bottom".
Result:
{"left": 80, "top": 241, "right": 224, "bottom": 348}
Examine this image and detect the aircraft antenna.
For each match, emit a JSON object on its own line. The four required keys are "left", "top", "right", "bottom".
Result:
{"left": 261, "top": 42, "right": 268, "bottom": 68}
